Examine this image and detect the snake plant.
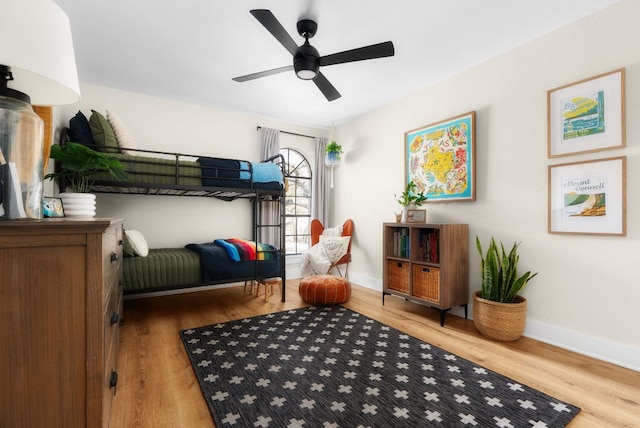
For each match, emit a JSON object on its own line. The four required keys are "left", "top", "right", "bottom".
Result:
{"left": 476, "top": 236, "right": 537, "bottom": 303}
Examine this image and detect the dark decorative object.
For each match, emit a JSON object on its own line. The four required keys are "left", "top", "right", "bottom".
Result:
{"left": 232, "top": 9, "right": 394, "bottom": 101}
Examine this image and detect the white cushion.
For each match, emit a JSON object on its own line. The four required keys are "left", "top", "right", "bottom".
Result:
{"left": 124, "top": 229, "right": 149, "bottom": 257}
{"left": 299, "top": 248, "right": 332, "bottom": 276}
{"left": 318, "top": 235, "right": 350, "bottom": 263}
{"left": 107, "top": 110, "right": 136, "bottom": 155}
{"left": 322, "top": 225, "right": 343, "bottom": 236}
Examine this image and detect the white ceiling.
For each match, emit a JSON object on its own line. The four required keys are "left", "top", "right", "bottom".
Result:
{"left": 54, "top": 0, "right": 620, "bottom": 128}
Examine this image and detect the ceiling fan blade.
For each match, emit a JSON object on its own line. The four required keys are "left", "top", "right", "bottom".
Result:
{"left": 250, "top": 9, "right": 299, "bottom": 56}
{"left": 232, "top": 65, "right": 293, "bottom": 82}
{"left": 313, "top": 72, "right": 341, "bottom": 101}
{"left": 319, "top": 41, "right": 395, "bottom": 67}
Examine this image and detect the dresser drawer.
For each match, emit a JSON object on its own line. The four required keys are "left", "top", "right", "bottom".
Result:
{"left": 103, "top": 224, "right": 123, "bottom": 306}
{"left": 102, "top": 332, "right": 119, "bottom": 428}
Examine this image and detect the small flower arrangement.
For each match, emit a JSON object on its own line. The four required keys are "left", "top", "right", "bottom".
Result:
{"left": 396, "top": 180, "right": 428, "bottom": 207}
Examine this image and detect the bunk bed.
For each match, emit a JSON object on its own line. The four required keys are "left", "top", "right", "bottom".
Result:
{"left": 58, "top": 127, "right": 287, "bottom": 301}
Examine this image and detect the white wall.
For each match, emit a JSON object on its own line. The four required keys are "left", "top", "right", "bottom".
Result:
{"left": 55, "top": 85, "right": 325, "bottom": 248}
{"left": 335, "top": 0, "right": 639, "bottom": 371}
{"left": 48, "top": 1, "right": 639, "bottom": 370}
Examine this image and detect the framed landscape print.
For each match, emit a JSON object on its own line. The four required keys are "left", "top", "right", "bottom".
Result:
{"left": 405, "top": 111, "right": 475, "bottom": 202}
{"left": 547, "top": 68, "right": 625, "bottom": 158}
{"left": 548, "top": 156, "right": 626, "bottom": 236}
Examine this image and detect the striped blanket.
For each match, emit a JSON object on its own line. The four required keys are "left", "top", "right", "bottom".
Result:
{"left": 214, "top": 238, "right": 279, "bottom": 262}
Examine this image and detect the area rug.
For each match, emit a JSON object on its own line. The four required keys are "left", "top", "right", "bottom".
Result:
{"left": 180, "top": 306, "right": 580, "bottom": 427}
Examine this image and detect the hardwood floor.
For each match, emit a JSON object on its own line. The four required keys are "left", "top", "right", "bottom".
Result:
{"left": 110, "top": 280, "right": 640, "bottom": 427}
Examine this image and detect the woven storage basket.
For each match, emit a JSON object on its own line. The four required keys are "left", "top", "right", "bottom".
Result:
{"left": 412, "top": 265, "right": 439, "bottom": 303}
{"left": 387, "top": 260, "right": 409, "bottom": 293}
{"left": 473, "top": 291, "right": 527, "bottom": 341}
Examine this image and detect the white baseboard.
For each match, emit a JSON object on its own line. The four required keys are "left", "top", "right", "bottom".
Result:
{"left": 524, "top": 319, "right": 640, "bottom": 372}
{"left": 346, "top": 272, "right": 639, "bottom": 373}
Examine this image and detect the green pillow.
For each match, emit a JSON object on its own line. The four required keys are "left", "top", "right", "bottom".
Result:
{"left": 89, "top": 109, "right": 119, "bottom": 152}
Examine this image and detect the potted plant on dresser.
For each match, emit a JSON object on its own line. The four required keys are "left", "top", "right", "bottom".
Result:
{"left": 473, "top": 236, "right": 537, "bottom": 341}
{"left": 45, "top": 142, "right": 127, "bottom": 217}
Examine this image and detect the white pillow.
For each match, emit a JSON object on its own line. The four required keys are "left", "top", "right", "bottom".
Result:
{"left": 124, "top": 229, "right": 149, "bottom": 257}
{"left": 318, "top": 235, "right": 350, "bottom": 263}
{"left": 299, "top": 247, "right": 331, "bottom": 276}
{"left": 322, "top": 225, "right": 343, "bottom": 236}
{"left": 107, "top": 110, "right": 136, "bottom": 155}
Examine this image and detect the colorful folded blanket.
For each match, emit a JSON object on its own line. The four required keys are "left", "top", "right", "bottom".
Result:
{"left": 214, "top": 238, "right": 279, "bottom": 262}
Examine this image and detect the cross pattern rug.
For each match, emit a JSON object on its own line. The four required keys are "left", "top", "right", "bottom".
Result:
{"left": 180, "top": 306, "right": 580, "bottom": 427}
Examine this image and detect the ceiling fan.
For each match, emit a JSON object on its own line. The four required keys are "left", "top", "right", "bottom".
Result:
{"left": 232, "top": 9, "right": 395, "bottom": 101}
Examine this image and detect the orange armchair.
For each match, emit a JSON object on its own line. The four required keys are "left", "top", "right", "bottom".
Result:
{"left": 310, "top": 219, "right": 354, "bottom": 278}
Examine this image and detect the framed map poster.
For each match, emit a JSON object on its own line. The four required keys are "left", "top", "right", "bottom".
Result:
{"left": 547, "top": 68, "right": 625, "bottom": 158}
{"left": 548, "top": 156, "right": 626, "bottom": 236}
{"left": 405, "top": 111, "right": 475, "bottom": 202}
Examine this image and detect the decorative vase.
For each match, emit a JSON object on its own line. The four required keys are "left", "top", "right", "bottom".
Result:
{"left": 59, "top": 192, "right": 96, "bottom": 218}
{"left": 472, "top": 291, "right": 527, "bottom": 342}
{"left": 401, "top": 204, "right": 417, "bottom": 222}
{"left": 325, "top": 151, "right": 340, "bottom": 165}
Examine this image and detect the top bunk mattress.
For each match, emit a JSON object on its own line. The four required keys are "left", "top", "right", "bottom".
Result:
{"left": 94, "top": 152, "right": 282, "bottom": 189}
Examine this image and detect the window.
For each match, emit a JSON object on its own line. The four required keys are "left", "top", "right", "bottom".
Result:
{"left": 280, "top": 148, "right": 312, "bottom": 255}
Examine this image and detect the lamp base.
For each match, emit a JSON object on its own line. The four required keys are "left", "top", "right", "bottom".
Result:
{"left": 0, "top": 94, "right": 44, "bottom": 219}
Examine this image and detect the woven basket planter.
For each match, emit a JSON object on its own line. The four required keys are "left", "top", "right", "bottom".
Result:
{"left": 473, "top": 291, "right": 527, "bottom": 342}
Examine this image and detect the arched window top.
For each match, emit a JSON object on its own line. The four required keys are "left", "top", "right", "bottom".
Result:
{"left": 280, "top": 148, "right": 311, "bottom": 179}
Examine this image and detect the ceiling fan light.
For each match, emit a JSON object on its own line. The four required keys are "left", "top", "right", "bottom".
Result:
{"left": 296, "top": 68, "right": 317, "bottom": 80}
{"left": 294, "top": 41, "right": 319, "bottom": 80}
{"left": 294, "top": 55, "right": 319, "bottom": 80}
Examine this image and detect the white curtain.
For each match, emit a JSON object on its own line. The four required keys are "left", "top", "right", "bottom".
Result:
{"left": 260, "top": 127, "right": 280, "bottom": 161}
{"left": 259, "top": 127, "right": 280, "bottom": 246}
{"left": 312, "top": 137, "right": 328, "bottom": 226}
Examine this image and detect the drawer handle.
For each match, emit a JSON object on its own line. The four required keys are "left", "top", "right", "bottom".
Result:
{"left": 422, "top": 267, "right": 430, "bottom": 273}
{"left": 110, "top": 312, "right": 119, "bottom": 325}
{"left": 110, "top": 252, "right": 119, "bottom": 262}
{"left": 396, "top": 262, "right": 403, "bottom": 268}
{"left": 109, "top": 371, "right": 118, "bottom": 389}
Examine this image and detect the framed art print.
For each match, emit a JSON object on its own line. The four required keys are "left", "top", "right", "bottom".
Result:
{"left": 43, "top": 197, "right": 64, "bottom": 218}
{"left": 406, "top": 209, "right": 426, "bottom": 223}
{"left": 547, "top": 68, "right": 625, "bottom": 158}
{"left": 548, "top": 156, "right": 626, "bottom": 236}
{"left": 405, "top": 111, "right": 475, "bottom": 202}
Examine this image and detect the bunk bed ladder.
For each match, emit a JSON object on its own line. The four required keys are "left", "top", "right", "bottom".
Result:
{"left": 252, "top": 178, "right": 286, "bottom": 302}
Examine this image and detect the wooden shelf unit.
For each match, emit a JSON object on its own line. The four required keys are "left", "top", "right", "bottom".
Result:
{"left": 382, "top": 222, "right": 469, "bottom": 326}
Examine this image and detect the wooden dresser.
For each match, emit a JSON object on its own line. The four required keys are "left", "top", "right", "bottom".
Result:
{"left": 0, "top": 218, "right": 124, "bottom": 428}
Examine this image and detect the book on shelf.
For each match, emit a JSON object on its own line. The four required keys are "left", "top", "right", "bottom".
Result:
{"left": 418, "top": 229, "right": 439, "bottom": 263}
{"left": 393, "top": 228, "right": 409, "bottom": 258}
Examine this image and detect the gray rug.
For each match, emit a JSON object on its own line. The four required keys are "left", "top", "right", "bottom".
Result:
{"left": 180, "top": 305, "right": 580, "bottom": 427}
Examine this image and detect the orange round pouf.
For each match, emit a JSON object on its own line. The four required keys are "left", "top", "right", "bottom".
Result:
{"left": 299, "top": 275, "right": 351, "bottom": 305}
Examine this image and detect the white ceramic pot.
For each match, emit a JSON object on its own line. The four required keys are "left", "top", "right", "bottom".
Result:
{"left": 60, "top": 192, "right": 96, "bottom": 218}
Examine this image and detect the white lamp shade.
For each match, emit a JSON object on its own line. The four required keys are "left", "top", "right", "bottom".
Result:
{"left": 0, "top": 0, "right": 80, "bottom": 105}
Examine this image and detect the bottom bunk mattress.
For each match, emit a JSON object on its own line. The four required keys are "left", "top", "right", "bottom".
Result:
{"left": 122, "top": 246, "right": 282, "bottom": 293}
{"left": 123, "top": 248, "right": 202, "bottom": 293}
